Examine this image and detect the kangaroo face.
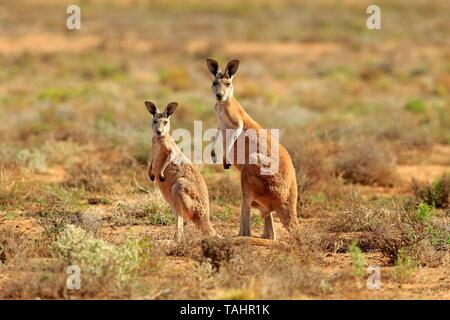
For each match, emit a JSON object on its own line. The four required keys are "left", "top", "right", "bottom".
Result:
{"left": 206, "top": 59, "right": 240, "bottom": 103}
{"left": 144, "top": 101, "right": 178, "bottom": 137}
{"left": 212, "top": 73, "right": 233, "bottom": 102}
{"left": 152, "top": 112, "right": 171, "bottom": 137}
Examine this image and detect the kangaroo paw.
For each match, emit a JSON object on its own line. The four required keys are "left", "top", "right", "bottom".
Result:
{"left": 159, "top": 175, "right": 166, "bottom": 182}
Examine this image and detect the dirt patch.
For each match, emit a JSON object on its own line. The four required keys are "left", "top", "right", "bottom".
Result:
{"left": 398, "top": 165, "right": 450, "bottom": 183}
{"left": 0, "top": 34, "right": 102, "bottom": 55}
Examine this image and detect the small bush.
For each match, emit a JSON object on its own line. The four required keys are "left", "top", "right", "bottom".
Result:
{"left": 42, "top": 141, "right": 84, "bottom": 165}
{"left": 415, "top": 202, "right": 434, "bottom": 221}
{"left": 0, "top": 261, "right": 69, "bottom": 299}
{"left": 0, "top": 167, "right": 31, "bottom": 209}
{"left": 33, "top": 199, "right": 100, "bottom": 240}
{"left": 0, "top": 165, "right": 56, "bottom": 210}
{"left": 53, "top": 225, "right": 141, "bottom": 284}
{"left": 330, "top": 201, "right": 450, "bottom": 265}
{"left": 412, "top": 174, "right": 450, "bottom": 208}
{"left": 334, "top": 141, "right": 398, "bottom": 186}
{"left": 201, "top": 237, "right": 236, "bottom": 271}
{"left": 349, "top": 241, "right": 366, "bottom": 276}
{"left": 16, "top": 148, "right": 47, "bottom": 172}
{"left": 215, "top": 235, "right": 330, "bottom": 299}
{"left": 405, "top": 99, "right": 426, "bottom": 114}
{"left": 166, "top": 229, "right": 201, "bottom": 258}
{"left": 63, "top": 160, "right": 108, "bottom": 192}
{"left": 36, "top": 206, "right": 84, "bottom": 241}
{"left": 110, "top": 194, "right": 173, "bottom": 226}
{"left": 0, "top": 229, "right": 25, "bottom": 265}
{"left": 395, "top": 250, "right": 416, "bottom": 282}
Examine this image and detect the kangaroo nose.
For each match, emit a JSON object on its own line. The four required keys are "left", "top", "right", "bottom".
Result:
{"left": 216, "top": 92, "right": 224, "bottom": 99}
{"left": 156, "top": 129, "right": 162, "bottom": 135}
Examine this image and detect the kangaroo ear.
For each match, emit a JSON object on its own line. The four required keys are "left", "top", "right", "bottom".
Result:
{"left": 164, "top": 102, "right": 178, "bottom": 117}
{"left": 145, "top": 101, "right": 159, "bottom": 116}
{"left": 225, "top": 59, "right": 239, "bottom": 78}
{"left": 206, "top": 58, "right": 220, "bottom": 78}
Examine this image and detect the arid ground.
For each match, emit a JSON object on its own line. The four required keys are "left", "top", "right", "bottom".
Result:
{"left": 0, "top": 0, "right": 449, "bottom": 299}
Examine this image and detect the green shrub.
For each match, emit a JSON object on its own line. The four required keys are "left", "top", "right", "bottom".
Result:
{"left": 415, "top": 202, "right": 434, "bottom": 221}
{"left": 213, "top": 205, "right": 233, "bottom": 221}
{"left": 333, "top": 201, "right": 449, "bottom": 265}
{"left": 405, "top": 99, "right": 426, "bottom": 113}
{"left": 349, "top": 241, "right": 366, "bottom": 277}
{"left": 53, "top": 225, "right": 141, "bottom": 283}
{"left": 251, "top": 214, "right": 263, "bottom": 227}
{"left": 395, "top": 249, "right": 416, "bottom": 282}
{"left": 412, "top": 174, "right": 450, "bottom": 208}
{"left": 147, "top": 208, "right": 175, "bottom": 225}
{"left": 16, "top": 148, "right": 47, "bottom": 172}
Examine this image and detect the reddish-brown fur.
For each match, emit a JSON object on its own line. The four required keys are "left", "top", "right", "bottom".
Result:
{"left": 207, "top": 59, "right": 298, "bottom": 239}
{"left": 146, "top": 101, "right": 216, "bottom": 240}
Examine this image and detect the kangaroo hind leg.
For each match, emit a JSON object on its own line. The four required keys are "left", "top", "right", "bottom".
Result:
{"left": 172, "top": 184, "right": 188, "bottom": 241}
{"left": 239, "top": 198, "right": 251, "bottom": 237}
{"left": 262, "top": 211, "right": 276, "bottom": 240}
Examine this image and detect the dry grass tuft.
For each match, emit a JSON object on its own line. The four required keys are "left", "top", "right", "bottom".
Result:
{"left": 201, "top": 237, "right": 236, "bottom": 271}
{"left": 412, "top": 174, "right": 450, "bottom": 208}
{"left": 333, "top": 140, "right": 398, "bottom": 186}
{"left": 165, "top": 228, "right": 202, "bottom": 258}
{"left": 36, "top": 208, "right": 102, "bottom": 240}
{"left": 109, "top": 193, "right": 173, "bottom": 227}
{"left": 329, "top": 200, "right": 450, "bottom": 265}
{"left": 208, "top": 174, "right": 241, "bottom": 206}
{"left": 63, "top": 160, "right": 108, "bottom": 192}
{"left": 0, "top": 229, "right": 26, "bottom": 265}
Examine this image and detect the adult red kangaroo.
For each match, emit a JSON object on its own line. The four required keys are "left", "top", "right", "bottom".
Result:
{"left": 206, "top": 58, "right": 299, "bottom": 240}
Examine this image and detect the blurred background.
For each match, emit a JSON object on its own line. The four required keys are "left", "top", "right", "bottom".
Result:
{"left": 0, "top": 0, "right": 449, "bottom": 299}
{"left": 1, "top": 0, "right": 449, "bottom": 158}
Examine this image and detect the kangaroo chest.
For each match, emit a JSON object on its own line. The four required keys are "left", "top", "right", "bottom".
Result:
{"left": 152, "top": 137, "right": 171, "bottom": 170}
{"left": 215, "top": 103, "right": 239, "bottom": 129}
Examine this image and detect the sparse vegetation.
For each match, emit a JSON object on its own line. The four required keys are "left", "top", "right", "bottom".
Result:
{"left": 53, "top": 225, "right": 142, "bottom": 284}
{"left": 405, "top": 99, "right": 426, "bottom": 114}
{"left": 349, "top": 241, "right": 366, "bottom": 277}
{"left": 201, "top": 237, "right": 236, "bottom": 271}
{"left": 110, "top": 194, "right": 173, "bottom": 226}
{"left": 412, "top": 174, "right": 450, "bottom": 208}
{"left": 0, "top": 0, "right": 449, "bottom": 299}
{"left": 63, "top": 160, "right": 108, "bottom": 193}
{"left": 333, "top": 140, "right": 398, "bottom": 186}
{"left": 329, "top": 199, "right": 450, "bottom": 265}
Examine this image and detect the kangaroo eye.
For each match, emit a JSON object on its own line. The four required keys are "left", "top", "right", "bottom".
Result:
{"left": 164, "top": 120, "right": 168, "bottom": 125}
{"left": 152, "top": 120, "right": 157, "bottom": 124}
{"left": 213, "top": 81, "right": 219, "bottom": 86}
{"left": 226, "top": 82, "right": 231, "bottom": 87}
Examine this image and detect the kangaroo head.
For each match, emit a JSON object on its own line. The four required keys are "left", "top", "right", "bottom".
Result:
{"left": 144, "top": 101, "right": 178, "bottom": 137}
{"left": 206, "top": 58, "right": 239, "bottom": 102}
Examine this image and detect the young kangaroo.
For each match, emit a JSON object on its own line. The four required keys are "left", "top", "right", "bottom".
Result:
{"left": 206, "top": 59, "right": 298, "bottom": 240}
{"left": 145, "top": 101, "right": 217, "bottom": 241}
